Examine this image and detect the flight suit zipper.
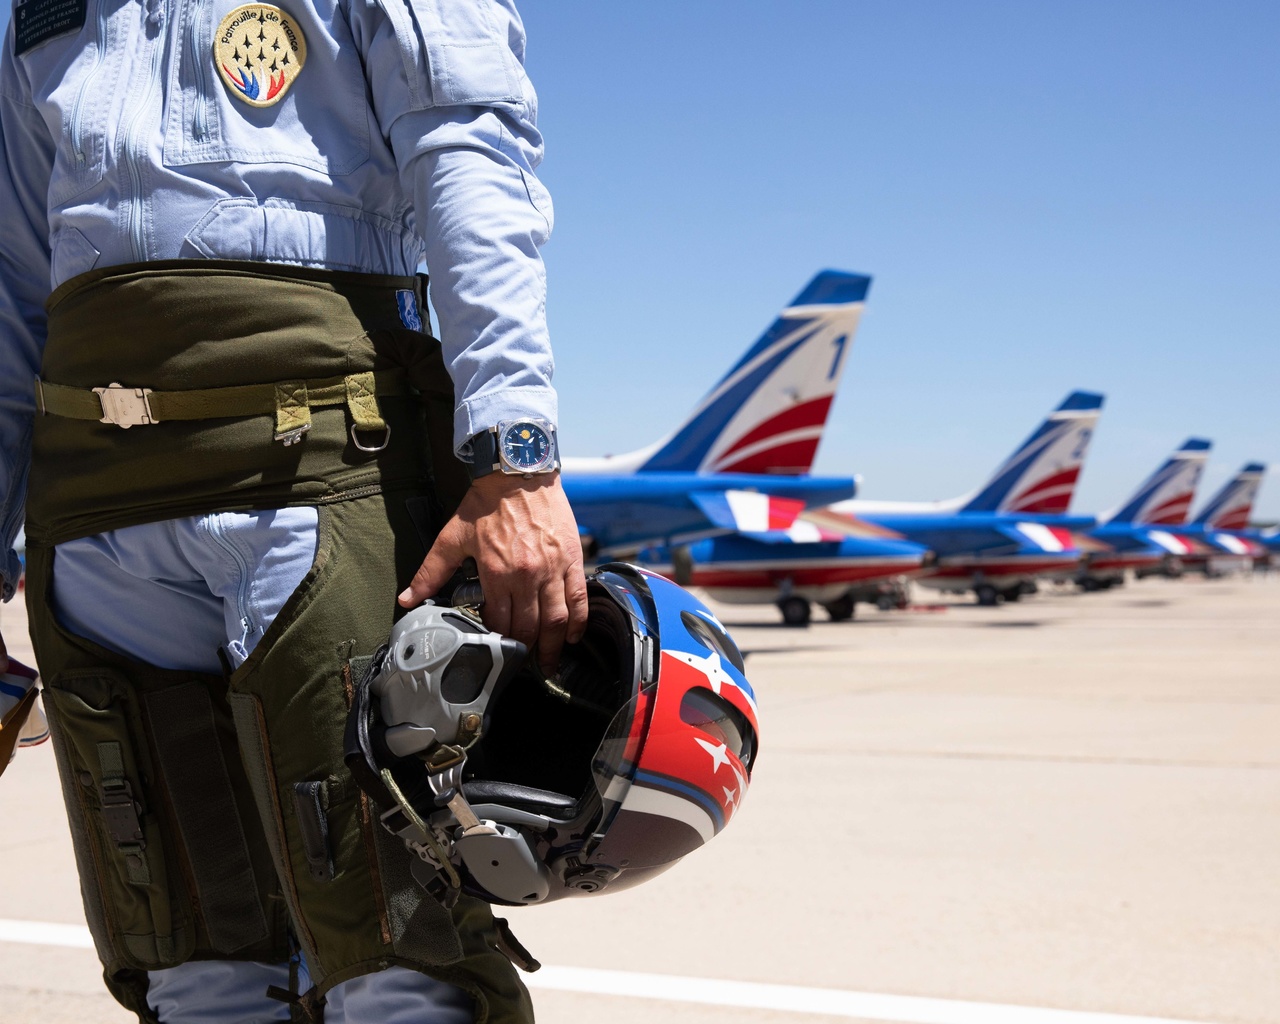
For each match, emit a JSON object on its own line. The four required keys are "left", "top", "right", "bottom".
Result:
{"left": 205, "top": 514, "right": 258, "bottom": 661}
{"left": 185, "top": 0, "right": 210, "bottom": 141}
{"left": 69, "top": 0, "right": 111, "bottom": 165}
{"left": 122, "top": 0, "right": 167, "bottom": 261}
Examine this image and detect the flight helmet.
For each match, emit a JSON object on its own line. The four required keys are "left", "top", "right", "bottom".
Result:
{"left": 344, "top": 563, "right": 759, "bottom": 908}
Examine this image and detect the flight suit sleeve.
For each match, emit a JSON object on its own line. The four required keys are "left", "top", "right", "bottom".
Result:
{"left": 0, "top": 32, "right": 53, "bottom": 600}
{"left": 346, "top": 0, "right": 557, "bottom": 454}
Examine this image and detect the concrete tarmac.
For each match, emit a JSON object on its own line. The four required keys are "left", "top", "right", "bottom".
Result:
{"left": 1, "top": 575, "right": 1276, "bottom": 1023}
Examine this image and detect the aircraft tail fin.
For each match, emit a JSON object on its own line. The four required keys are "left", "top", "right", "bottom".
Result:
{"left": 1191, "top": 461, "right": 1267, "bottom": 530}
{"left": 1106, "top": 438, "right": 1212, "bottom": 525}
{"left": 634, "top": 270, "right": 871, "bottom": 475}
{"left": 960, "top": 391, "right": 1105, "bottom": 514}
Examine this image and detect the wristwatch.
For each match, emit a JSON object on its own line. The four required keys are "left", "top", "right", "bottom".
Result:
{"left": 467, "top": 419, "right": 560, "bottom": 480}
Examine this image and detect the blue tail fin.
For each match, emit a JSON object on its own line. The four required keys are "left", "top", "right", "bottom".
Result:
{"left": 961, "top": 391, "right": 1105, "bottom": 514}
{"left": 636, "top": 271, "right": 872, "bottom": 474}
{"left": 1107, "top": 438, "right": 1212, "bottom": 525}
{"left": 1192, "top": 461, "right": 1267, "bottom": 530}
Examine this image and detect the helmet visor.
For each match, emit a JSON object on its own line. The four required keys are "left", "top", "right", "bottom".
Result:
{"left": 589, "top": 685, "right": 655, "bottom": 835}
{"left": 594, "top": 568, "right": 660, "bottom": 645}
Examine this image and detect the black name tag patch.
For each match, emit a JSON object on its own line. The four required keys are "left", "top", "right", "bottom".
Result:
{"left": 14, "top": 0, "right": 87, "bottom": 55}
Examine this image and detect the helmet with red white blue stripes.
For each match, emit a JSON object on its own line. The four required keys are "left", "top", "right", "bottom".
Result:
{"left": 346, "top": 563, "right": 759, "bottom": 907}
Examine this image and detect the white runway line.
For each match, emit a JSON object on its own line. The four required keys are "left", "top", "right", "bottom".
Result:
{"left": 525, "top": 966, "right": 1218, "bottom": 1024}
{"left": 0, "top": 918, "right": 94, "bottom": 949}
{"left": 0, "top": 918, "right": 1217, "bottom": 1024}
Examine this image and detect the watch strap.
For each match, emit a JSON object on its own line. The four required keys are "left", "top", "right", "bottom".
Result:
{"left": 466, "top": 428, "right": 500, "bottom": 480}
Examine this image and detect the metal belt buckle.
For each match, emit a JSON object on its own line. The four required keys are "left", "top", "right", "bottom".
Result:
{"left": 94, "top": 382, "right": 155, "bottom": 428}
{"left": 275, "top": 424, "right": 311, "bottom": 446}
{"left": 101, "top": 779, "right": 146, "bottom": 848}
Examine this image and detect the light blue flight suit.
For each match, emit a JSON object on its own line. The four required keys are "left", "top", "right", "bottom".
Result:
{"left": 0, "top": 0, "right": 557, "bottom": 1018}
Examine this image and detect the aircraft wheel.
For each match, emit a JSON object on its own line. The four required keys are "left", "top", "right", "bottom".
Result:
{"left": 975, "top": 584, "right": 1000, "bottom": 606}
{"left": 1079, "top": 577, "right": 1101, "bottom": 591}
{"left": 1000, "top": 586, "right": 1022, "bottom": 602}
{"left": 876, "top": 593, "right": 897, "bottom": 611}
{"left": 822, "top": 594, "right": 856, "bottom": 622}
{"left": 778, "top": 596, "right": 812, "bottom": 627}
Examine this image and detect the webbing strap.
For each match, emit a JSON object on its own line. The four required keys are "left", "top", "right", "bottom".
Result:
{"left": 346, "top": 371, "right": 385, "bottom": 430}
{"left": 97, "top": 740, "right": 124, "bottom": 781}
{"left": 96, "top": 741, "right": 151, "bottom": 885}
{"left": 274, "top": 382, "right": 312, "bottom": 439}
{"left": 35, "top": 369, "right": 407, "bottom": 428}
{"left": 144, "top": 684, "right": 269, "bottom": 953}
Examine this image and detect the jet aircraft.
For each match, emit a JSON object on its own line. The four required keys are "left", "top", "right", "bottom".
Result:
{"left": 561, "top": 271, "right": 870, "bottom": 555}
{"left": 660, "top": 390, "right": 1106, "bottom": 620}
{"left": 1177, "top": 461, "right": 1269, "bottom": 574}
{"left": 1080, "top": 438, "right": 1213, "bottom": 587}
{"left": 1259, "top": 526, "right": 1280, "bottom": 567}
{"left": 827, "top": 391, "right": 1106, "bottom": 605}
{"left": 638, "top": 516, "right": 932, "bottom": 626}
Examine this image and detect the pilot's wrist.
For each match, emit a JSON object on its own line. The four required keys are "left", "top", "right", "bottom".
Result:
{"left": 464, "top": 419, "right": 560, "bottom": 481}
{"left": 469, "top": 470, "right": 561, "bottom": 499}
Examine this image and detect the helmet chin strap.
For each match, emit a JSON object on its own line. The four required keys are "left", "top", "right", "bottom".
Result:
{"left": 380, "top": 728, "right": 553, "bottom": 907}
{"left": 424, "top": 750, "right": 496, "bottom": 837}
{"left": 377, "top": 768, "right": 464, "bottom": 905}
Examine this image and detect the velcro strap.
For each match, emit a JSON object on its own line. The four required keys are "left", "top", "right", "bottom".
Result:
{"left": 35, "top": 370, "right": 407, "bottom": 425}
{"left": 144, "top": 684, "right": 269, "bottom": 953}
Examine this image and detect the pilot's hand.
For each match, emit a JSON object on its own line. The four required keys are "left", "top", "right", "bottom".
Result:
{"left": 400, "top": 473, "right": 588, "bottom": 675}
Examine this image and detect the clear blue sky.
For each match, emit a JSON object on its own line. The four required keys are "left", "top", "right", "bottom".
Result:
{"left": 2, "top": 2, "right": 1274, "bottom": 518}
{"left": 522, "top": 1, "right": 1280, "bottom": 521}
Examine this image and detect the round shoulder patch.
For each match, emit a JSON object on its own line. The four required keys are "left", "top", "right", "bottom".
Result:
{"left": 214, "top": 4, "right": 307, "bottom": 107}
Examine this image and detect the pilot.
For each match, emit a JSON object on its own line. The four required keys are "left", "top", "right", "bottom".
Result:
{"left": 0, "top": 0, "right": 584, "bottom": 1021}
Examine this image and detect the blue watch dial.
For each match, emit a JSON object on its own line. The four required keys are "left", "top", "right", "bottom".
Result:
{"left": 501, "top": 422, "right": 554, "bottom": 472}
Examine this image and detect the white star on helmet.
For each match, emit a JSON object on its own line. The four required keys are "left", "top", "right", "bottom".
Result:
{"left": 694, "top": 736, "right": 731, "bottom": 773}
{"left": 666, "top": 648, "right": 737, "bottom": 698}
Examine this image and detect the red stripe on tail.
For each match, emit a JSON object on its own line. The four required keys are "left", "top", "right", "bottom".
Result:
{"left": 716, "top": 438, "right": 821, "bottom": 476}
{"left": 1143, "top": 493, "right": 1193, "bottom": 525}
{"left": 1214, "top": 510, "right": 1252, "bottom": 531}
{"left": 716, "top": 396, "right": 833, "bottom": 462}
{"left": 1006, "top": 467, "right": 1081, "bottom": 513}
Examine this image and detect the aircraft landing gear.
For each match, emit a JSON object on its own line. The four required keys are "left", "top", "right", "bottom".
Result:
{"left": 874, "top": 577, "right": 912, "bottom": 610}
{"left": 778, "top": 596, "right": 812, "bottom": 627}
{"left": 822, "top": 593, "right": 856, "bottom": 622}
{"left": 975, "top": 583, "right": 1000, "bottom": 606}
{"left": 999, "top": 586, "right": 1023, "bottom": 602}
